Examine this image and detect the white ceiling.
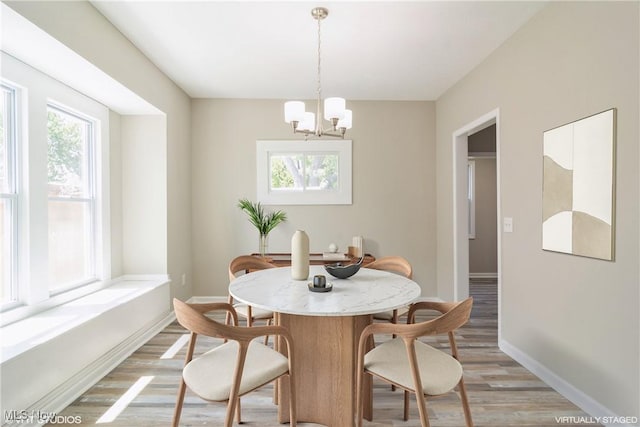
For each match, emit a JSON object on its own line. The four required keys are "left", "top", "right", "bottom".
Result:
{"left": 91, "top": 1, "right": 547, "bottom": 101}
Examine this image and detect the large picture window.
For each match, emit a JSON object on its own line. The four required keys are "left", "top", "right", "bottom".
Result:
{"left": 257, "top": 140, "right": 352, "bottom": 205}
{"left": 47, "top": 105, "right": 97, "bottom": 292}
{"left": 1, "top": 52, "right": 110, "bottom": 322}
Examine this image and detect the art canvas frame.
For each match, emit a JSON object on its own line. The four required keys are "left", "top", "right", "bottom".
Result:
{"left": 542, "top": 108, "right": 616, "bottom": 261}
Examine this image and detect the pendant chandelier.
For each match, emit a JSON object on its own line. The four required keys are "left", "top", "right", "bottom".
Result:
{"left": 284, "top": 7, "right": 352, "bottom": 139}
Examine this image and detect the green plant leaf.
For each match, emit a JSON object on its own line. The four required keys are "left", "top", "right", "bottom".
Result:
{"left": 238, "top": 198, "right": 287, "bottom": 235}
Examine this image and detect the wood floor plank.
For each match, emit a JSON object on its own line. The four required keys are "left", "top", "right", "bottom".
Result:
{"left": 48, "top": 282, "right": 598, "bottom": 426}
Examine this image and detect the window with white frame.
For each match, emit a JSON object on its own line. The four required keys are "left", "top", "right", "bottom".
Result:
{"left": 1, "top": 52, "right": 110, "bottom": 321}
{"left": 257, "top": 140, "right": 352, "bottom": 205}
{"left": 47, "top": 104, "right": 97, "bottom": 293}
{"left": 1, "top": 83, "right": 18, "bottom": 308}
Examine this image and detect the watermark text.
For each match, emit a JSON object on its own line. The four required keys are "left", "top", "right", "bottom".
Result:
{"left": 555, "top": 416, "right": 639, "bottom": 425}
{"left": 4, "top": 410, "right": 82, "bottom": 424}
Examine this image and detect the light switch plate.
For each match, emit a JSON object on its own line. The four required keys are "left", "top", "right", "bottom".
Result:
{"left": 503, "top": 217, "right": 513, "bottom": 233}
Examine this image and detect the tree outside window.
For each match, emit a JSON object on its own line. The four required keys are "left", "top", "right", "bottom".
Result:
{"left": 47, "top": 105, "right": 95, "bottom": 292}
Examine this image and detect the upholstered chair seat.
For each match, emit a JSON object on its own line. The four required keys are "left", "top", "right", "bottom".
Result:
{"left": 183, "top": 340, "right": 289, "bottom": 401}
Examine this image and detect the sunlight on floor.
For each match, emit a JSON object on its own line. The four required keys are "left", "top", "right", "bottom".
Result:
{"left": 160, "top": 333, "right": 190, "bottom": 359}
{"left": 95, "top": 376, "right": 154, "bottom": 424}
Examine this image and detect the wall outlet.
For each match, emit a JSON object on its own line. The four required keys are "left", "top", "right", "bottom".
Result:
{"left": 181, "top": 273, "right": 186, "bottom": 286}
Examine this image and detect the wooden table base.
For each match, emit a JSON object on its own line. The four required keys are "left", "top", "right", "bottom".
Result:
{"left": 275, "top": 313, "right": 373, "bottom": 427}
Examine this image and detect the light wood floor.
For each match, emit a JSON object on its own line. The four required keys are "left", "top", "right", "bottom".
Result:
{"left": 49, "top": 282, "right": 597, "bottom": 426}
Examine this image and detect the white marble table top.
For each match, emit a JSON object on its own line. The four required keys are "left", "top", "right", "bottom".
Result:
{"left": 228, "top": 265, "right": 421, "bottom": 317}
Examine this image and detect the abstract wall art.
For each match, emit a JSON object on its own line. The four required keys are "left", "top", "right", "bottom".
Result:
{"left": 542, "top": 109, "right": 616, "bottom": 261}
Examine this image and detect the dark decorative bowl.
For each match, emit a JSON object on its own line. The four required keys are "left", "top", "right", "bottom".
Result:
{"left": 324, "top": 257, "right": 364, "bottom": 279}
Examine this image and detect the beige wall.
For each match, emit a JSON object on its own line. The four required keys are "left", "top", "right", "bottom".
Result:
{"left": 191, "top": 99, "right": 437, "bottom": 296}
{"left": 121, "top": 115, "right": 168, "bottom": 274}
{"left": 469, "top": 158, "right": 497, "bottom": 275}
{"left": 7, "top": 1, "right": 194, "bottom": 301}
{"left": 437, "top": 1, "right": 639, "bottom": 418}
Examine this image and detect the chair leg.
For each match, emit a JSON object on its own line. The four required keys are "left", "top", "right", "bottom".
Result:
{"left": 287, "top": 373, "right": 297, "bottom": 427}
{"left": 458, "top": 378, "right": 473, "bottom": 427}
{"left": 403, "top": 390, "right": 410, "bottom": 421}
{"left": 391, "top": 311, "right": 397, "bottom": 391}
{"left": 247, "top": 306, "right": 253, "bottom": 327}
{"left": 405, "top": 339, "right": 430, "bottom": 427}
{"left": 225, "top": 295, "right": 233, "bottom": 326}
{"left": 415, "top": 392, "right": 431, "bottom": 427}
{"left": 355, "top": 370, "right": 365, "bottom": 427}
{"left": 235, "top": 398, "right": 242, "bottom": 424}
{"left": 225, "top": 344, "right": 249, "bottom": 427}
{"left": 172, "top": 378, "right": 187, "bottom": 427}
{"left": 264, "top": 318, "right": 272, "bottom": 345}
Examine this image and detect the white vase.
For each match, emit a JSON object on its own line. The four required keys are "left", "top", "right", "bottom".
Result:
{"left": 291, "top": 230, "right": 309, "bottom": 280}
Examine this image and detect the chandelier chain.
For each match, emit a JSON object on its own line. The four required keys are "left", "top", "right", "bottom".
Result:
{"left": 315, "top": 13, "right": 322, "bottom": 134}
{"left": 317, "top": 12, "right": 322, "bottom": 97}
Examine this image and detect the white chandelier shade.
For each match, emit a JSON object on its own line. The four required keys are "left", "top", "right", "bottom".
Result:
{"left": 324, "top": 97, "right": 346, "bottom": 120}
{"left": 283, "top": 7, "right": 352, "bottom": 139}
{"left": 284, "top": 99, "right": 352, "bottom": 132}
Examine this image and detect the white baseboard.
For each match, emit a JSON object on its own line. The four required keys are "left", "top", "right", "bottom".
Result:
{"left": 2, "top": 312, "right": 176, "bottom": 427}
{"left": 499, "top": 339, "right": 638, "bottom": 427}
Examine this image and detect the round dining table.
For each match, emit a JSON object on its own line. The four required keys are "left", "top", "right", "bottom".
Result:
{"left": 229, "top": 265, "right": 421, "bottom": 427}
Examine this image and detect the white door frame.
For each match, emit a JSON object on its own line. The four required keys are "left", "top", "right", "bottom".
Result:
{"left": 452, "top": 108, "right": 502, "bottom": 338}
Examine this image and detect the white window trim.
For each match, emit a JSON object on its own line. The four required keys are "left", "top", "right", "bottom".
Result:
{"left": 257, "top": 140, "right": 352, "bottom": 205}
{"left": 1, "top": 82, "right": 19, "bottom": 311}
{"left": 468, "top": 159, "right": 476, "bottom": 239}
{"left": 1, "top": 52, "right": 111, "bottom": 324}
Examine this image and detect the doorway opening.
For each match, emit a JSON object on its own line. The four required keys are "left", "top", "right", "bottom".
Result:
{"left": 468, "top": 125, "right": 497, "bottom": 282}
{"left": 452, "top": 109, "right": 502, "bottom": 338}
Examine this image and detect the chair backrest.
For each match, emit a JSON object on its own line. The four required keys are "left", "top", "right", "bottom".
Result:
{"left": 401, "top": 297, "right": 473, "bottom": 341}
{"left": 174, "top": 298, "right": 240, "bottom": 341}
{"left": 365, "top": 256, "right": 413, "bottom": 279}
{"left": 228, "top": 255, "right": 277, "bottom": 282}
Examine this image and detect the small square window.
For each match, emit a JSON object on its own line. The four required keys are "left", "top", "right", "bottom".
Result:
{"left": 257, "top": 140, "right": 352, "bottom": 205}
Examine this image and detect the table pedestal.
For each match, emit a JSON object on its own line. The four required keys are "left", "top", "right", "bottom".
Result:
{"left": 275, "top": 313, "right": 373, "bottom": 427}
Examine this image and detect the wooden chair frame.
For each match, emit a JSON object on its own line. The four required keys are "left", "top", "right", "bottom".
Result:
{"left": 172, "top": 299, "right": 297, "bottom": 427}
{"left": 356, "top": 298, "right": 473, "bottom": 427}
{"left": 365, "top": 256, "right": 413, "bottom": 325}
{"left": 227, "top": 255, "right": 277, "bottom": 329}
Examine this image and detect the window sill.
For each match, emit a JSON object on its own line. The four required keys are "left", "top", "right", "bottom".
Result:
{"left": 0, "top": 275, "right": 169, "bottom": 364}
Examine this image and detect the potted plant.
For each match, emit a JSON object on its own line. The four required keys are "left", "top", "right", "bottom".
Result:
{"left": 238, "top": 198, "right": 287, "bottom": 257}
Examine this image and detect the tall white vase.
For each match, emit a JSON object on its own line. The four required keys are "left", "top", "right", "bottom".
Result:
{"left": 291, "top": 230, "right": 309, "bottom": 280}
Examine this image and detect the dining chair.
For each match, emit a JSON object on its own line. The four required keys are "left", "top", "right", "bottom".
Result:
{"left": 365, "top": 256, "right": 413, "bottom": 325}
{"left": 356, "top": 297, "right": 474, "bottom": 427}
{"left": 227, "top": 255, "right": 277, "bottom": 334}
{"left": 172, "top": 298, "right": 297, "bottom": 427}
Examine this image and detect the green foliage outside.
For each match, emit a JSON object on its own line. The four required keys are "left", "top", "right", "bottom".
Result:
{"left": 47, "top": 109, "right": 83, "bottom": 187}
{"left": 270, "top": 154, "right": 338, "bottom": 190}
{"left": 306, "top": 154, "right": 337, "bottom": 189}
{"left": 271, "top": 157, "right": 295, "bottom": 188}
